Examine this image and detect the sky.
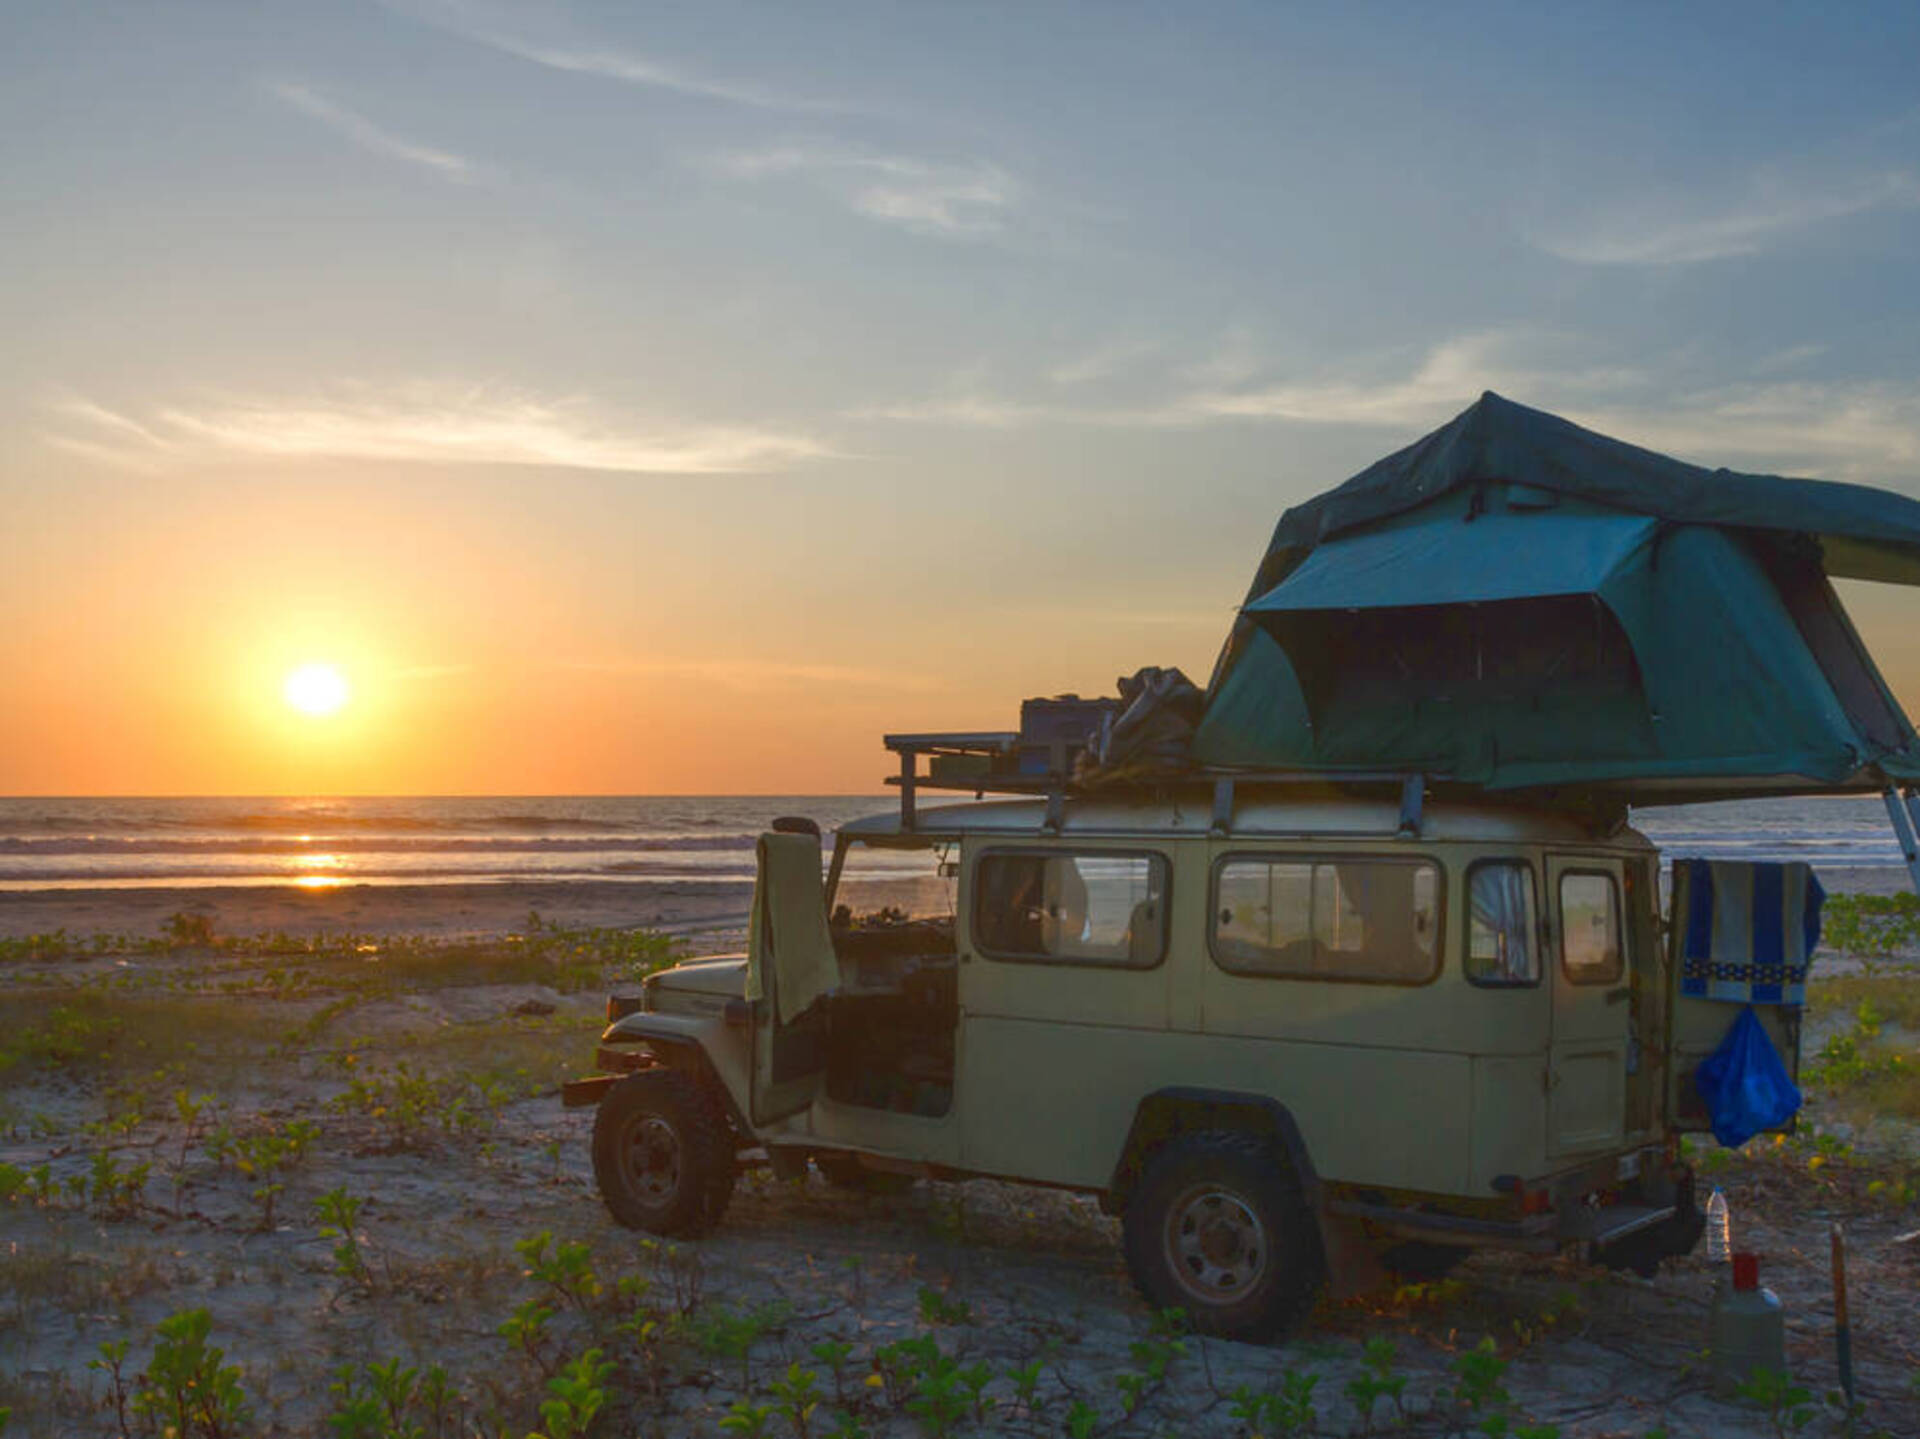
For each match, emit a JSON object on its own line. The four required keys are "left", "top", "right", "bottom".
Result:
{"left": 6, "top": 1, "right": 1920, "bottom": 794}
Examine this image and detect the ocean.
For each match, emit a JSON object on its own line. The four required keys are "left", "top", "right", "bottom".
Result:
{"left": 0, "top": 793, "right": 1907, "bottom": 891}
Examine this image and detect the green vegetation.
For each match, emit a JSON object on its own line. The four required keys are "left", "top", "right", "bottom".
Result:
{"left": 130, "top": 1309, "right": 251, "bottom": 1439}
{"left": 1821, "top": 891, "right": 1920, "bottom": 958}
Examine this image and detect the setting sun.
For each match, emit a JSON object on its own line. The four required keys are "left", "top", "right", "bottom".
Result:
{"left": 283, "top": 663, "right": 350, "bottom": 717}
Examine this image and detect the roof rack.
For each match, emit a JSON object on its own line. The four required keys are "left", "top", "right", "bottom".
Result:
{"left": 882, "top": 731, "right": 1429, "bottom": 839}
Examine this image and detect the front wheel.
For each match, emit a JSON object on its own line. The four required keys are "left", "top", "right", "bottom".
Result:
{"left": 592, "top": 1069, "right": 736, "bottom": 1237}
{"left": 1121, "top": 1132, "right": 1323, "bottom": 1341}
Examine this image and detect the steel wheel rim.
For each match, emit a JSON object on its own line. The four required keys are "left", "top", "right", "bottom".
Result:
{"left": 1163, "top": 1183, "right": 1268, "bottom": 1303}
{"left": 621, "top": 1114, "right": 682, "bottom": 1204}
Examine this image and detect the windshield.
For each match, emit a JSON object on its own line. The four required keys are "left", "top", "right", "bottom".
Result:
{"left": 827, "top": 837, "right": 958, "bottom": 926}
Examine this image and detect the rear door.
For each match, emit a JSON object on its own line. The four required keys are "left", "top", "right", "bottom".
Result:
{"left": 1546, "top": 856, "right": 1631, "bottom": 1156}
{"left": 1664, "top": 860, "right": 1804, "bottom": 1132}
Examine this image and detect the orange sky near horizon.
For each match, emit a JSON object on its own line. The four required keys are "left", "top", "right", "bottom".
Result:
{"left": 6, "top": 451, "right": 1920, "bottom": 798}
{"left": 0, "top": 455, "right": 1236, "bottom": 795}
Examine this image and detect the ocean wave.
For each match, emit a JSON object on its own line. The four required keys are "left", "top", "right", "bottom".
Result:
{"left": 0, "top": 834, "right": 759, "bottom": 856}
{"left": 0, "top": 862, "right": 760, "bottom": 884}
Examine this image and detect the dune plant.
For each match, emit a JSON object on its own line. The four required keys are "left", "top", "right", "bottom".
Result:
{"left": 88, "top": 1338, "right": 132, "bottom": 1436}
{"left": 515, "top": 1230, "right": 603, "bottom": 1312}
{"left": 129, "top": 1308, "right": 250, "bottom": 1439}
{"left": 532, "top": 1349, "right": 613, "bottom": 1439}
{"left": 87, "top": 1150, "right": 150, "bottom": 1218}
{"left": 769, "top": 1362, "right": 822, "bottom": 1439}
{"left": 317, "top": 1187, "right": 372, "bottom": 1292}
{"left": 500, "top": 1298, "right": 558, "bottom": 1377}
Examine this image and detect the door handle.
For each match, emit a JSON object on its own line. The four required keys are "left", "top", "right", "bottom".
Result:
{"left": 1604, "top": 987, "right": 1631, "bottom": 1005}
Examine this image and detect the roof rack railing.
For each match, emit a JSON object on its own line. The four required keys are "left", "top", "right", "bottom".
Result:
{"left": 883, "top": 732, "right": 1022, "bottom": 833}
{"left": 882, "top": 730, "right": 1431, "bottom": 838}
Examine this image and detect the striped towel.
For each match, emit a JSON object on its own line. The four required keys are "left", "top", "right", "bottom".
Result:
{"left": 1675, "top": 859, "right": 1823, "bottom": 1005}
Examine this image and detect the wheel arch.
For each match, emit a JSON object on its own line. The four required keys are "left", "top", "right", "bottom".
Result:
{"left": 1108, "top": 1087, "right": 1323, "bottom": 1216}
{"left": 600, "top": 1014, "right": 750, "bottom": 1137}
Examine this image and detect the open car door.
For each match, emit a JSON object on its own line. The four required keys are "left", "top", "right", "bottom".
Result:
{"left": 746, "top": 830, "right": 841, "bottom": 1126}
{"left": 1665, "top": 860, "right": 1809, "bottom": 1134}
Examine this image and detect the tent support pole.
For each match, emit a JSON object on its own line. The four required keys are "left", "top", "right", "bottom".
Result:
{"left": 1880, "top": 786, "right": 1920, "bottom": 896}
{"left": 1902, "top": 787, "right": 1920, "bottom": 869}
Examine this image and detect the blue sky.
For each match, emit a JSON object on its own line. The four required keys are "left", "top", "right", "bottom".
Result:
{"left": 5, "top": 2, "right": 1920, "bottom": 791}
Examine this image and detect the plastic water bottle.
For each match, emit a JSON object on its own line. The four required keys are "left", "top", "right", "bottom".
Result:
{"left": 1705, "top": 1186, "right": 1732, "bottom": 1265}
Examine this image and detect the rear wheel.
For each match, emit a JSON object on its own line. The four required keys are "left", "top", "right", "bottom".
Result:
{"left": 1121, "top": 1132, "right": 1323, "bottom": 1341}
{"left": 592, "top": 1069, "right": 736, "bottom": 1237}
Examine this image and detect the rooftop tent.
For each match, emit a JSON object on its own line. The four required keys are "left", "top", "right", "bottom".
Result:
{"left": 1193, "top": 393, "right": 1920, "bottom": 802}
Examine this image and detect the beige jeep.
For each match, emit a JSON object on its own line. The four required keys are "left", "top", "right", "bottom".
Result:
{"left": 565, "top": 782, "right": 1784, "bottom": 1339}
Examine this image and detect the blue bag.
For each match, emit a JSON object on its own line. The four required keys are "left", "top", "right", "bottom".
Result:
{"left": 1694, "top": 1006, "right": 1801, "bottom": 1148}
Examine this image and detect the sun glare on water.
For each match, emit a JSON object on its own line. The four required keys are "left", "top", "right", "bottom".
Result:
{"left": 283, "top": 663, "right": 351, "bottom": 717}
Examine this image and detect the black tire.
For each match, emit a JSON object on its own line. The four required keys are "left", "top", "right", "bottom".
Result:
{"left": 1121, "top": 1132, "right": 1324, "bottom": 1341}
{"left": 592, "top": 1069, "right": 737, "bottom": 1237}
{"left": 814, "top": 1150, "right": 917, "bottom": 1196}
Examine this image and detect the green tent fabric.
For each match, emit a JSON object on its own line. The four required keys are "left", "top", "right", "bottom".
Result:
{"left": 1195, "top": 395, "right": 1920, "bottom": 801}
{"left": 1250, "top": 512, "right": 1659, "bottom": 611}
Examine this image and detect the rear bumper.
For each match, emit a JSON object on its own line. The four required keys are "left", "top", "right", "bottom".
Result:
{"left": 1330, "top": 1142, "right": 1685, "bottom": 1253}
{"left": 1327, "top": 1196, "right": 1677, "bottom": 1253}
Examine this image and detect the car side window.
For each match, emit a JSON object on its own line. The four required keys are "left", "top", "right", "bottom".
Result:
{"left": 973, "top": 851, "right": 1167, "bottom": 967}
{"left": 1466, "top": 860, "right": 1539, "bottom": 987}
{"left": 1559, "top": 871, "right": 1624, "bottom": 985}
{"left": 1212, "top": 856, "right": 1440, "bottom": 983}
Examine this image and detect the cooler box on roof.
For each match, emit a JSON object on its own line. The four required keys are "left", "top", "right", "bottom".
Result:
{"left": 1017, "top": 695, "right": 1120, "bottom": 775}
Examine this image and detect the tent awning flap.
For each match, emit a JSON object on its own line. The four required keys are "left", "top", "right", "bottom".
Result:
{"left": 1246, "top": 513, "right": 1659, "bottom": 615}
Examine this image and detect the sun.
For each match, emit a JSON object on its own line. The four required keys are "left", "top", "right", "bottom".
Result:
{"left": 283, "top": 663, "right": 351, "bottom": 717}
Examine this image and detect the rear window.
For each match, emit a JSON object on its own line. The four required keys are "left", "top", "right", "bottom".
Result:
{"left": 1559, "top": 871, "right": 1624, "bottom": 985}
{"left": 973, "top": 850, "right": 1167, "bottom": 967}
{"left": 1212, "top": 856, "right": 1441, "bottom": 983}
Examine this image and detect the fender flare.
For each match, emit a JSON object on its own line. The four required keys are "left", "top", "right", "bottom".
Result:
{"left": 599, "top": 1013, "right": 750, "bottom": 1135}
{"left": 1107, "top": 1086, "right": 1323, "bottom": 1214}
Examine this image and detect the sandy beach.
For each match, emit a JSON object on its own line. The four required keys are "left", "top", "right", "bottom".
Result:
{"left": 0, "top": 873, "right": 958, "bottom": 949}
{"left": 0, "top": 854, "right": 1913, "bottom": 1434}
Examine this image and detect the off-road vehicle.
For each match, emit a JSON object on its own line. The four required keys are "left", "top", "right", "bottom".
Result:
{"left": 564, "top": 748, "right": 1779, "bottom": 1339}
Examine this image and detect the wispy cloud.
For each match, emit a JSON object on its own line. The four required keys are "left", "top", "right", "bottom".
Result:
{"left": 267, "top": 80, "right": 485, "bottom": 184}
{"left": 851, "top": 394, "right": 1069, "bottom": 428}
{"left": 854, "top": 333, "right": 1598, "bottom": 431}
{"left": 388, "top": 0, "right": 846, "bottom": 113}
{"left": 1183, "top": 333, "right": 1920, "bottom": 480}
{"left": 1175, "top": 331, "right": 1645, "bottom": 428}
{"left": 42, "top": 384, "right": 830, "bottom": 476}
{"left": 851, "top": 330, "right": 1920, "bottom": 481}
{"left": 1535, "top": 168, "right": 1920, "bottom": 266}
{"left": 708, "top": 144, "right": 1016, "bottom": 238}
{"left": 1573, "top": 384, "right": 1920, "bottom": 478}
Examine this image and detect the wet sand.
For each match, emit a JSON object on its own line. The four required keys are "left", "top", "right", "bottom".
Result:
{"left": 0, "top": 874, "right": 954, "bottom": 944}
